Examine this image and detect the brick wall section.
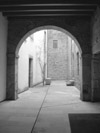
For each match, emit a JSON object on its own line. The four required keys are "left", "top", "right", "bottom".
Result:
{"left": 47, "top": 30, "right": 82, "bottom": 90}
{"left": 7, "top": 16, "right": 92, "bottom": 101}
{"left": 47, "top": 30, "right": 68, "bottom": 80}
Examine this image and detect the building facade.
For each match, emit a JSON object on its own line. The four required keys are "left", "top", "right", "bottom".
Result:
{"left": 47, "top": 30, "right": 81, "bottom": 89}
{"left": 18, "top": 30, "right": 45, "bottom": 93}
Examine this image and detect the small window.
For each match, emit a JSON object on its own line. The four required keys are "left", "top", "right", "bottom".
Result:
{"left": 53, "top": 40, "right": 58, "bottom": 49}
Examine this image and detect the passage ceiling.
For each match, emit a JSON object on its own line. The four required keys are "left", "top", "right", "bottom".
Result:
{"left": 0, "top": 0, "right": 99, "bottom": 17}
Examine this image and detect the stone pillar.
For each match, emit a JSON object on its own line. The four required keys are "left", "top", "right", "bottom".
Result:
{"left": 6, "top": 53, "right": 18, "bottom": 100}
{"left": 91, "top": 55, "right": 100, "bottom": 101}
{"left": 80, "top": 54, "right": 92, "bottom": 101}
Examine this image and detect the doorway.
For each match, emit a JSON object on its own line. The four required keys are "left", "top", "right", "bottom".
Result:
{"left": 29, "top": 58, "right": 33, "bottom": 87}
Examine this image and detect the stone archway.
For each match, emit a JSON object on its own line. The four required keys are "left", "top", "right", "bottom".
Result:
{"left": 15, "top": 26, "right": 82, "bottom": 55}
{"left": 6, "top": 17, "right": 92, "bottom": 101}
{"left": 15, "top": 26, "right": 83, "bottom": 98}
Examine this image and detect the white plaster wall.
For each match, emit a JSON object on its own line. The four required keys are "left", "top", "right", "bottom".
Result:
{"left": 67, "top": 36, "right": 72, "bottom": 80}
{"left": 18, "top": 30, "right": 45, "bottom": 92}
{"left": 33, "top": 31, "right": 45, "bottom": 84}
{"left": 18, "top": 40, "right": 29, "bottom": 91}
{"left": 0, "top": 13, "right": 7, "bottom": 101}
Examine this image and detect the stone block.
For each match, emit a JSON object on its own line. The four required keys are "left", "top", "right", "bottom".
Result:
{"left": 45, "top": 78, "right": 51, "bottom": 85}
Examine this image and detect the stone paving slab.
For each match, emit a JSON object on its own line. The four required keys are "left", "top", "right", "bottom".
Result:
{"left": 0, "top": 81, "right": 100, "bottom": 133}
{"left": 0, "top": 85, "right": 49, "bottom": 133}
{"left": 32, "top": 81, "right": 100, "bottom": 133}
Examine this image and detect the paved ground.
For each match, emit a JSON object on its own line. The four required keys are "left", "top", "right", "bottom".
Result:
{"left": 0, "top": 81, "right": 100, "bottom": 133}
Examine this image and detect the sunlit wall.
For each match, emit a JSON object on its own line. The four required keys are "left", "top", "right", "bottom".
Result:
{"left": 18, "top": 30, "right": 45, "bottom": 93}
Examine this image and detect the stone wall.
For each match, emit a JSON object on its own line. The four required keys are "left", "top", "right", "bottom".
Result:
{"left": 92, "top": 7, "right": 100, "bottom": 54}
{"left": 47, "top": 30, "right": 68, "bottom": 80}
{"left": 0, "top": 13, "right": 7, "bottom": 102}
{"left": 92, "top": 7, "right": 100, "bottom": 101}
{"left": 47, "top": 29, "right": 81, "bottom": 91}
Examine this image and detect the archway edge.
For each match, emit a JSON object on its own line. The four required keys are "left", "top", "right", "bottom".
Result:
{"left": 15, "top": 25, "right": 82, "bottom": 56}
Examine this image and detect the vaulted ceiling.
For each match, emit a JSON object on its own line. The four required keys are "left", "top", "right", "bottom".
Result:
{"left": 0, "top": 0, "right": 99, "bottom": 18}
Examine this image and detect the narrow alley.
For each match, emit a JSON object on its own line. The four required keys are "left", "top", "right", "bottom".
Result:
{"left": 0, "top": 81, "right": 100, "bottom": 133}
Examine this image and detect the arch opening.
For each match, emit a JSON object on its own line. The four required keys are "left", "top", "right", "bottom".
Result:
{"left": 16, "top": 26, "right": 82, "bottom": 57}
{"left": 15, "top": 25, "right": 82, "bottom": 99}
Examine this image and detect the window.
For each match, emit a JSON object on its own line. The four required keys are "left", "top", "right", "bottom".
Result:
{"left": 53, "top": 40, "right": 58, "bottom": 49}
